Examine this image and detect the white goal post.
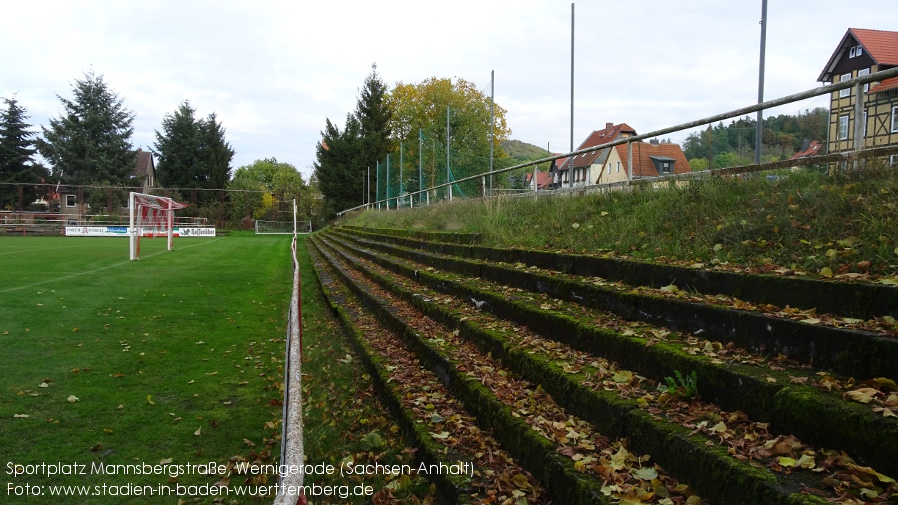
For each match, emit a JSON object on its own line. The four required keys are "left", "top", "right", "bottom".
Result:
{"left": 254, "top": 198, "right": 312, "bottom": 235}
{"left": 129, "top": 192, "right": 188, "bottom": 260}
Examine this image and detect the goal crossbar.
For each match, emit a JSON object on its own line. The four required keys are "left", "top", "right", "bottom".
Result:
{"left": 129, "top": 192, "right": 188, "bottom": 260}
{"left": 255, "top": 220, "right": 312, "bottom": 235}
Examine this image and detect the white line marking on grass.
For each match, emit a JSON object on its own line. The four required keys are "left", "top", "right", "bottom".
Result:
{"left": 0, "top": 250, "right": 30, "bottom": 257}
{"left": 0, "top": 238, "right": 225, "bottom": 293}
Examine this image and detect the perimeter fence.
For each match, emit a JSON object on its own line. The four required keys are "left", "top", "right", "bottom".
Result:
{"left": 340, "top": 66, "right": 898, "bottom": 217}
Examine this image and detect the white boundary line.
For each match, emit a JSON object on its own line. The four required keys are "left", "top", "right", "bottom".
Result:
{"left": 0, "top": 238, "right": 224, "bottom": 294}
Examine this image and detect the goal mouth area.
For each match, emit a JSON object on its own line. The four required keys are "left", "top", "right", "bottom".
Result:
{"left": 254, "top": 220, "right": 312, "bottom": 235}
{"left": 129, "top": 192, "right": 188, "bottom": 260}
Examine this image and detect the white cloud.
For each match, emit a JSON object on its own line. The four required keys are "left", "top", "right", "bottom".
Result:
{"left": 3, "top": 0, "right": 897, "bottom": 179}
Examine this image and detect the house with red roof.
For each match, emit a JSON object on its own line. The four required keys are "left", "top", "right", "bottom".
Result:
{"left": 818, "top": 28, "right": 898, "bottom": 165}
{"left": 599, "top": 139, "right": 691, "bottom": 184}
{"left": 791, "top": 140, "right": 823, "bottom": 160}
{"left": 552, "top": 123, "right": 691, "bottom": 188}
{"left": 554, "top": 122, "right": 636, "bottom": 188}
{"left": 524, "top": 169, "right": 554, "bottom": 191}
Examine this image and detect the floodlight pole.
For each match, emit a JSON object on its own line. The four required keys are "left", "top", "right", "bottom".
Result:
{"left": 489, "top": 70, "right": 495, "bottom": 193}
{"left": 569, "top": 2, "right": 575, "bottom": 189}
{"left": 447, "top": 106, "right": 452, "bottom": 201}
{"left": 755, "top": 0, "right": 767, "bottom": 164}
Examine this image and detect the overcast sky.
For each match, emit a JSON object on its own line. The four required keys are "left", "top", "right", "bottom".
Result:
{"left": 3, "top": 1, "right": 897, "bottom": 179}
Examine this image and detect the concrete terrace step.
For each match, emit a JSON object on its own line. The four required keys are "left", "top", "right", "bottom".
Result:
{"left": 308, "top": 233, "right": 878, "bottom": 505}
{"left": 333, "top": 226, "right": 898, "bottom": 384}
{"left": 341, "top": 225, "right": 898, "bottom": 320}
{"left": 319, "top": 230, "right": 898, "bottom": 480}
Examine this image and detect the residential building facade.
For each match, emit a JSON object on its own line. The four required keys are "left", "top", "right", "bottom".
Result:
{"left": 555, "top": 123, "right": 637, "bottom": 188}
{"left": 818, "top": 28, "right": 898, "bottom": 163}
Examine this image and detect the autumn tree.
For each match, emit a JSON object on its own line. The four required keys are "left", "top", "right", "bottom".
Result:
{"left": 229, "top": 158, "right": 315, "bottom": 225}
{"left": 0, "top": 97, "right": 47, "bottom": 210}
{"left": 387, "top": 76, "right": 511, "bottom": 194}
{"left": 37, "top": 70, "right": 136, "bottom": 210}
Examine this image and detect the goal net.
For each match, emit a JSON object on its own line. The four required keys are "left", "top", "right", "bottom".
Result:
{"left": 129, "top": 192, "right": 188, "bottom": 260}
{"left": 255, "top": 220, "right": 312, "bottom": 235}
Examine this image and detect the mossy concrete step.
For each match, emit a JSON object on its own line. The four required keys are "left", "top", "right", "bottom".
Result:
{"left": 311, "top": 238, "right": 610, "bottom": 505}
{"left": 309, "top": 247, "right": 478, "bottom": 505}
{"left": 339, "top": 225, "right": 898, "bottom": 320}
{"left": 320, "top": 231, "right": 898, "bottom": 479}
{"left": 314, "top": 234, "right": 830, "bottom": 505}
{"left": 330, "top": 228, "right": 898, "bottom": 384}
{"left": 343, "top": 225, "right": 482, "bottom": 245}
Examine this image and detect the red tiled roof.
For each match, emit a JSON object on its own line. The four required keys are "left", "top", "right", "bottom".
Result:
{"left": 791, "top": 140, "right": 823, "bottom": 160}
{"left": 869, "top": 75, "right": 898, "bottom": 93}
{"left": 819, "top": 28, "right": 898, "bottom": 82}
{"left": 558, "top": 123, "right": 637, "bottom": 171}
{"left": 610, "top": 142, "right": 691, "bottom": 178}
{"left": 525, "top": 170, "right": 553, "bottom": 189}
{"left": 851, "top": 28, "right": 898, "bottom": 66}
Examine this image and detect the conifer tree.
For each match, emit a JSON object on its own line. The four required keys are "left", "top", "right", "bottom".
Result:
{"left": 314, "top": 63, "right": 392, "bottom": 216}
{"left": 154, "top": 100, "right": 202, "bottom": 190}
{"left": 37, "top": 71, "right": 136, "bottom": 188}
{"left": 0, "top": 97, "right": 46, "bottom": 210}
{"left": 154, "top": 102, "right": 234, "bottom": 203}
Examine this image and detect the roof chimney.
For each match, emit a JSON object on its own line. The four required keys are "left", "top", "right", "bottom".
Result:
{"left": 650, "top": 138, "right": 660, "bottom": 146}
{"left": 800, "top": 139, "right": 810, "bottom": 152}
{"left": 605, "top": 122, "right": 613, "bottom": 132}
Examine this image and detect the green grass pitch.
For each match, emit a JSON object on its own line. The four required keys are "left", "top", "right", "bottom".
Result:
{"left": 0, "top": 233, "right": 293, "bottom": 504}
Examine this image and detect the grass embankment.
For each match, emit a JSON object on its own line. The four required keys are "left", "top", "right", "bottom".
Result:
{"left": 0, "top": 235, "right": 287, "bottom": 504}
{"left": 346, "top": 166, "right": 898, "bottom": 279}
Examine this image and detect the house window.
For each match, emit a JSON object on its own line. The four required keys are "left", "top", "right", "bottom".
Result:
{"left": 858, "top": 68, "right": 870, "bottom": 92}
{"left": 850, "top": 46, "right": 856, "bottom": 58}
{"left": 616, "top": 161, "right": 621, "bottom": 173}
{"left": 66, "top": 194, "right": 76, "bottom": 208}
{"left": 857, "top": 45, "right": 863, "bottom": 57}
{"left": 838, "top": 115, "right": 850, "bottom": 140}
{"left": 892, "top": 106, "right": 898, "bottom": 133}
{"left": 839, "top": 73, "right": 852, "bottom": 98}
{"left": 890, "top": 154, "right": 898, "bottom": 167}
{"left": 662, "top": 162, "right": 671, "bottom": 174}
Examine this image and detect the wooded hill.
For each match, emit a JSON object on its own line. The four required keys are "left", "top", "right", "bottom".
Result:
{"left": 502, "top": 107, "right": 830, "bottom": 174}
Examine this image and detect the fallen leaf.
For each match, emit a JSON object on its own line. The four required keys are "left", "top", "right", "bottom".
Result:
{"left": 147, "top": 395, "right": 156, "bottom": 405}
{"left": 633, "top": 467, "right": 659, "bottom": 480}
{"left": 844, "top": 388, "right": 878, "bottom": 404}
{"left": 13, "top": 414, "right": 29, "bottom": 418}
{"left": 194, "top": 427, "right": 201, "bottom": 436}
{"left": 67, "top": 395, "right": 79, "bottom": 403}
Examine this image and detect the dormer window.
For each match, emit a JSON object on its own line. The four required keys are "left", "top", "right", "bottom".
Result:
{"left": 649, "top": 156, "right": 676, "bottom": 176}
{"left": 850, "top": 44, "right": 863, "bottom": 58}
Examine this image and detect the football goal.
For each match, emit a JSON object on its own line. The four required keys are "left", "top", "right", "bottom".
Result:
{"left": 129, "top": 192, "right": 188, "bottom": 260}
